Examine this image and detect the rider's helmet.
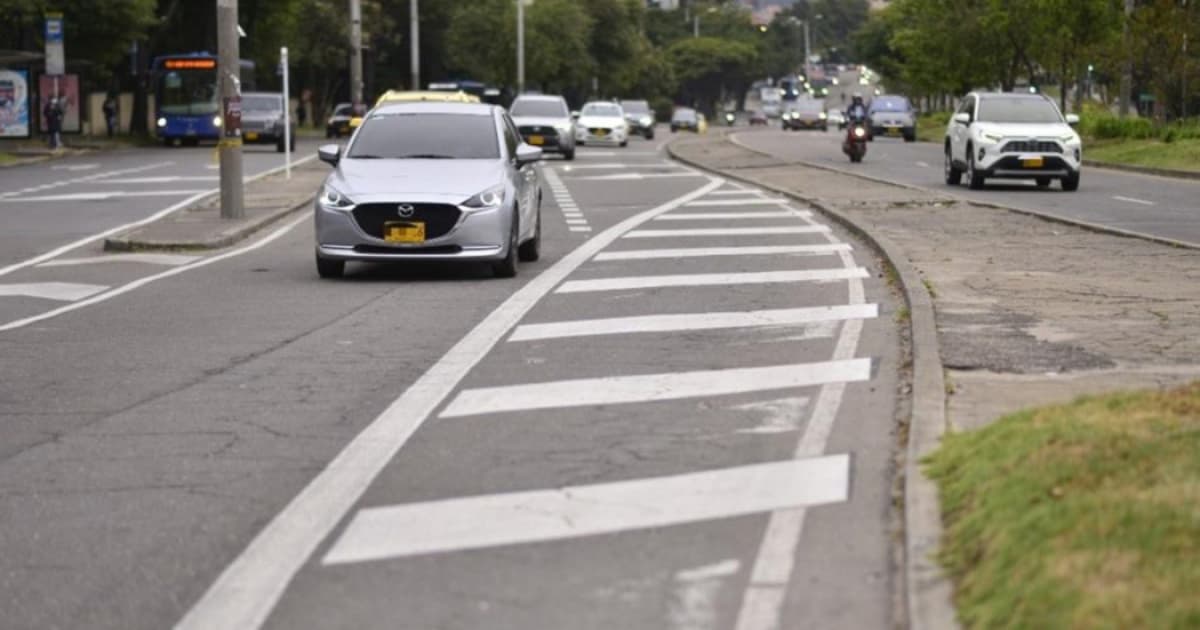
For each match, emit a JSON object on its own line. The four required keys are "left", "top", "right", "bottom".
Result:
{"left": 852, "top": 92, "right": 864, "bottom": 105}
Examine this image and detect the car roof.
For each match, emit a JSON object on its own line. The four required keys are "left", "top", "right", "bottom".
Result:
{"left": 512, "top": 94, "right": 564, "bottom": 102}
{"left": 375, "top": 90, "right": 481, "bottom": 105}
{"left": 371, "top": 101, "right": 497, "bottom": 116}
{"left": 972, "top": 92, "right": 1049, "bottom": 100}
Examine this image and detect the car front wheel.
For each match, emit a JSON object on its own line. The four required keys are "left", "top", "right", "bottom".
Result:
{"left": 492, "top": 215, "right": 519, "bottom": 278}
{"left": 1061, "top": 172, "right": 1081, "bottom": 192}
{"left": 316, "top": 255, "right": 344, "bottom": 279}
{"left": 518, "top": 209, "right": 541, "bottom": 262}
{"left": 944, "top": 145, "right": 963, "bottom": 186}
{"left": 967, "top": 148, "right": 986, "bottom": 190}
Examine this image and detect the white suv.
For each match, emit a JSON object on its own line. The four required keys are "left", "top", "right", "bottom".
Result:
{"left": 944, "top": 92, "right": 1082, "bottom": 191}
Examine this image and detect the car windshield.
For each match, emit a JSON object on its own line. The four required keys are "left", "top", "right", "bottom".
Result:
{"left": 977, "top": 97, "right": 1063, "bottom": 124}
{"left": 869, "top": 97, "right": 909, "bottom": 112}
{"left": 791, "top": 100, "right": 824, "bottom": 113}
{"left": 347, "top": 113, "right": 499, "bottom": 159}
{"left": 243, "top": 95, "right": 281, "bottom": 112}
{"left": 582, "top": 103, "right": 621, "bottom": 117}
{"left": 332, "top": 104, "right": 352, "bottom": 117}
{"left": 621, "top": 101, "right": 650, "bottom": 114}
{"left": 510, "top": 99, "right": 567, "bottom": 118}
{"left": 672, "top": 109, "right": 697, "bottom": 122}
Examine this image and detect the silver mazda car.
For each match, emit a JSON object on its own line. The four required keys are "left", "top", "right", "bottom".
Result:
{"left": 314, "top": 102, "right": 544, "bottom": 278}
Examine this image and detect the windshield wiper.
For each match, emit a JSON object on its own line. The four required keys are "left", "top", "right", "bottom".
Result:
{"left": 397, "top": 154, "right": 455, "bottom": 159}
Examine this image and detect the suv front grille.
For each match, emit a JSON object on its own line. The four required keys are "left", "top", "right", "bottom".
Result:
{"left": 1001, "top": 140, "right": 1062, "bottom": 154}
{"left": 351, "top": 203, "right": 462, "bottom": 240}
{"left": 588, "top": 127, "right": 611, "bottom": 134}
{"left": 518, "top": 125, "right": 559, "bottom": 138}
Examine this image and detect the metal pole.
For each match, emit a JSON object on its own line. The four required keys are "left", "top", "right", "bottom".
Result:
{"left": 282, "top": 46, "right": 291, "bottom": 179}
{"left": 349, "top": 0, "right": 363, "bottom": 111}
{"left": 1120, "top": 0, "right": 1133, "bottom": 117}
{"left": 803, "top": 21, "right": 811, "bottom": 81}
{"left": 410, "top": 0, "right": 420, "bottom": 90}
{"left": 517, "top": 0, "right": 525, "bottom": 93}
{"left": 217, "top": 0, "right": 243, "bottom": 219}
{"left": 693, "top": 15, "right": 699, "bottom": 38}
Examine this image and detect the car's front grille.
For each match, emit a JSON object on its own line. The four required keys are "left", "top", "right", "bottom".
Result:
{"left": 518, "top": 126, "right": 558, "bottom": 138}
{"left": 588, "top": 127, "right": 611, "bottom": 135}
{"left": 353, "top": 244, "right": 463, "bottom": 255}
{"left": 351, "top": 203, "right": 462, "bottom": 240}
{"left": 243, "top": 120, "right": 272, "bottom": 132}
{"left": 1001, "top": 140, "right": 1062, "bottom": 154}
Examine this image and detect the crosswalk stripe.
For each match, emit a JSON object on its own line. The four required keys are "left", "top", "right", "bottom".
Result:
{"left": 439, "top": 358, "right": 870, "bottom": 418}
{"left": 322, "top": 455, "right": 850, "bottom": 565}
{"left": 625, "top": 225, "right": 831, "bottom": 238}
{"left": 557, "top": 268, "right": 867, "bottom": 293}
{"left": 36, "top": 253, "right": 202, "bottom": 268}
{"left": 509, "top": 304, "right": 878, "bottom": 342}
{"left": 706, "top": 189, "right": 761, "bottom": 196}
{"left": 2, "top": 190, "right": 211, "bottom": 202}
{"left": 685, "top": 198, "right": 788, "bottom": 207}
{"left": 0, "top": 282, "right": 109, "bottom": 302}
{"left": 594, "top": 244, "right": 850, "bottom": 261}
{"left": 655, "top": 211, "right": 811, "bottom": 221}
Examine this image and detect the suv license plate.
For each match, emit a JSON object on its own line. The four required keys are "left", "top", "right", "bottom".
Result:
{"left": 527, "top": 135, "right": 544, "bottom": 145}
{"left": 1023, "top": 157, "right": 1044, "bottom": 168}
{"left": 383, "top": 221, "right": 425, "bottom": 243}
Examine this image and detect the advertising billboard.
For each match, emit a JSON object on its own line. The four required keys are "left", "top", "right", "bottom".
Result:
{"left": 0, "top": 68, "right": 31, "bottom": 138}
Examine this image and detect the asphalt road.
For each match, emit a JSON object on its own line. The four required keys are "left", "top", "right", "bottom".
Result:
{"left": 0, "top": 134, "right": 902, "bottom": 629}
{"left": 735, "top": 115, "right": 1200, "bottom": 247}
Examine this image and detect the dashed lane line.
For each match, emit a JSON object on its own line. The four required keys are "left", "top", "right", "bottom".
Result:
{"left": 556, "top": 268, "right": 867, "bottom": 294}
{"left": 593, "top": 244, "right": 851, "bottom": 261}
{"left": 624, "top": 226, "right": 831, "bottom": 238}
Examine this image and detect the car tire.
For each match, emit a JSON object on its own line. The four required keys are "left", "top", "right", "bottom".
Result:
{"left": 518, "top": 209, "right": 541, "bottom": 262}
{"left": 315, "top": 255, "right": 344, "bottom": 279}
{"left": 1035, "top": 177, "right": 1052, "bottom": 188}
{"left": 492, "top": 216, "right": 519, "bottom": 278}
{"left": 619, "top": 140, "right": 628, "bottom": 147}
{"left": 1061, "top": 173, "right": 1081, "bottom": 192}
{"left": 563, "top": 147, "right": 575, "bottom": 161}
{"left": 944, "top": 145, "right": 963, "bottom": 186}
{"left": 276, "top": 139, "right": 285, "bottom": 153}
{"left": 967, "top": 148, "right": 986, "bottom": 190}
{"left": 645, "top": 130, "right": 655, "bottom": 140}
{"left": 903, "top": 132, "right": 916, "bottom": 143}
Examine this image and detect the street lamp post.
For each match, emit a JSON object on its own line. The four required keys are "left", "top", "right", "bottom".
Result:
{"left": 349, "top": 0, "right": 363, "bottom": 112}
{"left": 410, "top": 0, "right": 419, "bottom": 91}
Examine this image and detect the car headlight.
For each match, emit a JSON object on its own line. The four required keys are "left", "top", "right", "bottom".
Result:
{"left": 1059, "top": 133, "right": 1081, "bottom": 145}
{"left": 615, "top": 124, "right": 627, "bottom": 133}
{"left": 319, "top": 185, "right": 355, "bottom": 210}
{"left": 640, "top": 116, "right": 653, "bottom": 127}
{"left": 213, "top": 115, "right": 222, "bottom": 127}
{"left": 980, "top": 132, "right": 1004, "bottom": 144}
{"left": 819, "top": 112, "right": 828, "bottom": 120}
{"left": 462, "top": 184, "right": 505, "bottom": 209}
{"left": 156, "top": 117, "right": 167, "bottom": 128}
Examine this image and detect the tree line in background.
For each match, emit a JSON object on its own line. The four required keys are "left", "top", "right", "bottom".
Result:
{"left": 856, "top": 0, "right": 1200, "bottom": 120}
{"left": 0, "top": 0, "right": 873, "bottom": 133}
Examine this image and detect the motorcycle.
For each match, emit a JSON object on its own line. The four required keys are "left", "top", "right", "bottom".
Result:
{"left": 724, "top": 112, "right": 736, "bottom": 126}
{"left": 843, "top": 121, "right": 868, "bottom": 163}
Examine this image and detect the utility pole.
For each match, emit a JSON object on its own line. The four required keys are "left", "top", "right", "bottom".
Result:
{"left": 516, "top": 0, "right": 525, "bottom": 93}
{"left": 1120, "top": 0, "right": 1133, "bottom": 117}
{"left": 349, "top": 0, "right": 363, "bottom": 112}
{"left": 217, "top": 0, "right": 243, "bottom": 219}
{"left": 693, "top": 15, "right": 699, "bottom": 37}
{"left": 803, "top": 20, "right": 811, "bottom": 81}
{"left": 410, "top": 0, "right": 420, "bottom": 90}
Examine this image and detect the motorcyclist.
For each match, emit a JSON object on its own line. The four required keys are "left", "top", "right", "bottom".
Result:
{"left": 846, "top": 93, "right": 868, "bottom": 124}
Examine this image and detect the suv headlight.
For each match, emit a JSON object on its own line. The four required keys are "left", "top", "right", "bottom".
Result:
{"left": 980, "top": 131, "right": 1004, "bottom": 144}
{"left": 319, "top": 185, "right": 355, "bottom": 210}
{"left": 462, "top": 184, "right": 505, "bottom": 209}
{"left": 1059, "top": 133, "right": 1081, "bottom": 145}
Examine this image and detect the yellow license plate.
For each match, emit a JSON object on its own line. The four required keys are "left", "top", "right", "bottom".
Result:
{"left": 244, "top": 132, "right": 258, "bottom": 141}
{"left": 1023, "top": 157, "right": 1044, "bottom": 168}
{"left": 887, "top": 128, "right": 901, "bottom": 136}
{"left": 595, "top": 129, "right": 608, "bottom": 137}
{"left": 528, "top": 135, "right": 544, "bottom": 145}
{"left": 383, "top": 221, "right": 425, "bottom": 243}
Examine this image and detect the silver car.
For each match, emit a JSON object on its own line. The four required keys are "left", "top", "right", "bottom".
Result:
{"left": 240, "top": 92, "right": 295, "bottom": 152}
{"left": 509, "top": 94, "right": 576, "bottom": 160}
{"left": 314, "top": 102, "right": 544, "bottom": 279}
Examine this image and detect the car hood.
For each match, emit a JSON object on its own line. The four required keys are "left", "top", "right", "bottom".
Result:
{"left": 973, "top": 121, "right": 1075, "bottom": 138}
{"left": 511, "top": 116, "right": 570, "bottom": 128}
{"left": 331, "top": 159, "right": 505, "bottom": 203}
{"left": 578, "top": 116, "right": 624, "bottom": 127}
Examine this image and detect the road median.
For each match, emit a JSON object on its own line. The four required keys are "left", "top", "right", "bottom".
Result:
{"left": 669, "top": 130, "right": 1200, "bottom": 630}
{"left": 104, "top": 158, "right": 323, "bottom": 252}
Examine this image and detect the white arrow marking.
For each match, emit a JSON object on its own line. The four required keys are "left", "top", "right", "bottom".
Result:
{"left": 0, "top": 282, "right": 109, "bottom": 302}
{"left": 36, "top": 253, "right": 201, "bottom": 268}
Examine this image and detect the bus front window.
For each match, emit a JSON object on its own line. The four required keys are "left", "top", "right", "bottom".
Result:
{"left": 158, "top": 70, "right": 217, "bottom": 116}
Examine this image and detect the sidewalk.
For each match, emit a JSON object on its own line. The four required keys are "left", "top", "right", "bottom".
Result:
{"left": 669, "top": 131, "right": 1200, "bottom": 628}
{"left": 104, "top": 159, "right": 325, "bottom": 251}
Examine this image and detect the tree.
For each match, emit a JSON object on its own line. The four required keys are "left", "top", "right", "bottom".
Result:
{"left": 668, "top": 36, "right": 757, "bottom": 115}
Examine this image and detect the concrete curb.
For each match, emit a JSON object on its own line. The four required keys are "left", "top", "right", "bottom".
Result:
{"left": 1082, "top": 158, "right": 1200, "bottom": 181}
{"left": 102, "top": 154, "right": 319, "bottom": 252}
{"left": 666, "top": 134, "right": 960, "bottom": 630}
{"left": 726, "top": 131, "right": 1200, "bottom": 251}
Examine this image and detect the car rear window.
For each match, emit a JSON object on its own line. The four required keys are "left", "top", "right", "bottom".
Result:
{"left": 509, "top": 99, "right": 567, "bottom": 118}
{"left": 347, "top": 113, "right": 500, "bottom": 159}
{"left": 977, "top": 97, "right": 1063, "bottom": 124}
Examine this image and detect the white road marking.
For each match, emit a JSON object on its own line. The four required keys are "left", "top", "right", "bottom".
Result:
{"left": 565, "top": 219, "right": 589, "bottom": 225}
{"left": 685, "top": 198, "right": 787, "bottom": 207}
{"left": 558, "top": 163, "right": 629, "bottom": 170}
{"left": 173, "top": 177, "right": 724, "bottom": 630}
{"left": 0, "top": 154, "right": 316, "bottom": 280}
{"left": 577, "top": 172, "right": 704, "bottom": 181}
{"left": 51, "top": 163, "right": 100, "bottom": 171}
{"left": 735, "top": 211, "right": 867, "bottom": 630}
{"left": 36, "top": 253, "right": 202, "bottom": 268}
{"left": 671, "top": 560, "right": 742, "bottom": 630}
{"left": 706, "top": 189, "right": 761, "bottom": 196}
{"left": 655, "top": 211, "right": 810, "bottom": 220}
{"left": 624, "top": 226, "right": 831, "bottom": 238}
{"left": 508, "top": 304, "right": 878, "bottom": 342}
{"left": 557, "top": 268, "right": 866, "bottom": 294}
{"left": 1113, "top": 195, "right": 1155, "bottom": 206}
{"left": 3, "top": 190, "right": 211, "bottom": 202}
{"left": 916, "top": 161, "right": 930, "bottom": 168}
{"left": 594, "top": 244, "right": 851, "bottom": 261}
{"left": 569, "top": 226, "right": 593, "bottom": 232}
{"left": 0, "top": 282, "right": 109, "bottom": 302}
{"left": 734, "top": 397, "right": 810, "bottom": 435}
{"left": 322, "top": 456, "right": 849, "bottom": 564}
{"left": 0, "top": 162, "right": 168, "bottom": 200}
{"left": 439, "top": 358, "right": 870, "bottom": 418}
{"left": 96, "top": 176, "right": 219, "bottom": 184}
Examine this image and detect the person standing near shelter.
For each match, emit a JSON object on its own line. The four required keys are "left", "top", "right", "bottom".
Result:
{"left": 102, "top": 94, "right": 117, "bottom": 137}
{"left": 43, "top": 96, "right": 63, "bottom": 149}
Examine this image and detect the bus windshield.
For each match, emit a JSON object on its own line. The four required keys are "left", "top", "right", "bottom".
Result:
{"left": 158, "top": 68, "right": 217, "bottom": 116}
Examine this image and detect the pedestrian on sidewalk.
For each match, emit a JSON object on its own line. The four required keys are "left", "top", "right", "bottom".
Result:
{"left": 102, "top": 94, "right": 118, "bottom": 137}
{"left": 43, "top": 96, "right": 64, "bottom": 150}
{"left": 296, "top": 101, "right": 307, "bottom": 128}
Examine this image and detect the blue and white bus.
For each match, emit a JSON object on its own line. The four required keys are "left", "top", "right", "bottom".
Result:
{"left": 152, "top": 52, "right": 255, "bottom": 146}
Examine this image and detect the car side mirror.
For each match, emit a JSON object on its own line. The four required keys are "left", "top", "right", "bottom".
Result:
{"left": 318, "top": 144, "right": 341, "bottom": 166}
{"left": 953, "top": 112, "right": 971, "bottom": 125}
{"left": 1065, "top": 113, "right": 1080, "bottom": 126}
{"left": 570, "top": 111, "right": 580, "bottom": 120}
{"left": 515, "top": 143, "right": 543, "bottom": 165}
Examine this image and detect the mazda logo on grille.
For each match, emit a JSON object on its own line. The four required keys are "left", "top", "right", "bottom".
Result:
{"left": 397, "top": 204, "right": 415, "bottom": 218}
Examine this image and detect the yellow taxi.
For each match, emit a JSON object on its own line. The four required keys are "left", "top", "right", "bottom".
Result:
{"left": 349, "top": 91, "right": 481, "bottom": 128}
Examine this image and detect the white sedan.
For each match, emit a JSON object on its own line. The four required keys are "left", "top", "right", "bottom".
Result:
{"left": 574, "top": 102, "right": 629, "bottom": 147}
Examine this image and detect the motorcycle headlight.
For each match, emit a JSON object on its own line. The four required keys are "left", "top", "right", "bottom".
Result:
{"left": 462, "top": 184, "right": 505, "bottom": 209}
{"left": 213, "top": 115, "right": 223, "bottom": 127}
{"left": 853, "top": 127, "right": 866, "bottom": 138}
{"left": 319, "top": 185, "right": 355, "bottom": 210}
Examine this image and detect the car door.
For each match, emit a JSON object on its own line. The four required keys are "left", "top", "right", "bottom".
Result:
{"left": 502, "top": 114, "right": 536, "bottom": 240}
{"left": 951, "top": 95, "right": 975, "bottom": 163}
